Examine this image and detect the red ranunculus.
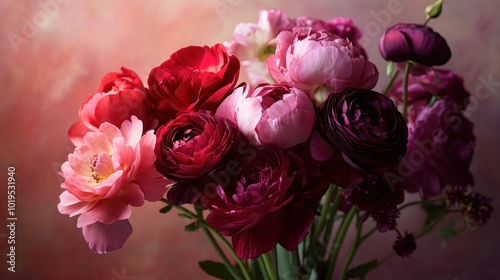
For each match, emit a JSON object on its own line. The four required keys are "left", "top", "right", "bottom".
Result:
{"left": 147, "top": 44, "right": 240, "bottom": 123}
{"left": 202, "top": 147, "right": 325, "bottom": 260}
{"left": 68, "top": 67, "right": 157, "bottom": 146}
{"left": 154, "top": 111, "right": 241, "bottom": 205}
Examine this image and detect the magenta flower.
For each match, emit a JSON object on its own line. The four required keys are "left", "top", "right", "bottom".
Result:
{"left": 68, "top": 67, "right": 158, "bottom": 146}
{"left": 379, "top": 23, "right": 451, "bottom": 66}
{"left": 58, "top": 116, "right": 170, "bottom": 253}
{"left": 387, "top": 69, "right": 470, "bottom": 111}
{"left": 202, "top": 147, "right": 325, "bottom": 260}
{"left": 266, "top": 28, "right": 378, "bottom": 100}
{"left": 154, "top": 111, "right": 241, "bottom": 205}
{"left": 398, "top": 99, "right": 475, "bottom": 198}
{"left": 216, "top": 83, "right": 316, "bottom": 148}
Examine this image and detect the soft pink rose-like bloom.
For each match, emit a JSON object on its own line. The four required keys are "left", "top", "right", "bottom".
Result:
{"left": 266, "top": 28, "right": 378, "bottom": 101}
{"left": 58, "top": 116, "right": 169, "bottom": 253}
{"left": 224, "top": 10, "right": 291, "bottom": 85}
{"left": 216, "top": 83, "right": 315, "bottom": 148}
{"left": 68, "top": 67, "right": 157, "bottom": 146}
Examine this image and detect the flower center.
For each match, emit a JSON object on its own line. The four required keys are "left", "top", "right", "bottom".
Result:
{"left": 173, "top": 129, "right": 197, "bottom": 149}
{"left": 88, "top": 153, "right": 114, "bottom": 184}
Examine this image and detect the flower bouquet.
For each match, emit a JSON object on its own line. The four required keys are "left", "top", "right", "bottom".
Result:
{"left": 57, "top": 1, "right": 493, "bottom": 279}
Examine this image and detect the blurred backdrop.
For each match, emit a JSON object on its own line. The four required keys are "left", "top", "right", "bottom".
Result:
{"left": 1, "top": 0, "right": 499, "bottom": 279}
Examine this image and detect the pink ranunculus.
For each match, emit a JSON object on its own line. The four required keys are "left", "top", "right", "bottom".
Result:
{"left": 68, "top": 67, "right": 158, "bottom": 146}
{"left": 58, "top": 116, "right": 170, "bottom": 253}
{"left": 266, "top": 28, "right": 378, "bottom": 102}
{"left": 216, "top": 83, "right": 316, "bottom": 148}
{"left": 147, "top": 44, "right": 240, "bottom": 124}
{"left": 201, "top": 147, "right": 325, "bottom": 260}
{"left": 224, "top": 10, "right": 291, "bottom": 85}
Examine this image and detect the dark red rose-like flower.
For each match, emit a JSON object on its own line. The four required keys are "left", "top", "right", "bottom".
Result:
{"left": 68, "top": 67, "right": 158, "bottom": 146}
{"left": 154, "top": 111, "right": 241, "bottom": 205}
{"left": 379, "top": 23, "right": 451, "bottom": 66}
{"left": 147, "top": 44, "right": 240, "bottom": 123}
{"left": 202, "top": 147, "right": 326, "bottom": 260}
{"left": 397, "top": 99, "right": 475, "bottom": 198}
{"left": 311, "top": 88, "right": 408, "bottom": 188}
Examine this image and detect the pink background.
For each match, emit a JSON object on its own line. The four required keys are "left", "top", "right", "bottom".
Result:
{"left": 1, "top": 0, "right": 499, "bottom": 279}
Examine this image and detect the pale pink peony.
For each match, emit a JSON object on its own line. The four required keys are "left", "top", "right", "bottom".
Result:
{"left": 68, "top": 67, "right": 158, "bottom": 146}
{"left": 266, "top": 28, "right": 378, "bottom": 102}
{"left": 224, "top": 10, "right": 291, "bottom": 85}
{"left": 216, "top": 83, "right": 315, "bottom": 148}
{"left": 58, "top": 116, "right": 169, "bottom": 253}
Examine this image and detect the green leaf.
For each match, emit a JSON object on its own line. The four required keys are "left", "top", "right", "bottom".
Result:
{"left": 178, "top": 213, "right": 192, "bottom": 219}
{"left": 184, "top": 221, "right": 201, "bottom": 232}
{"left": 276, "top": 245, "right": 299, "bottom": 280}
{"left": 421, "top": 203, "right": 447, "bottom": 227}
{"left": 386, "top": 61, "right": 394, "bottom": 77}
{"left": 440, "top": 219, "right": 460, "bottom": 248}
{"left": 199, "top": 260, "right": 235, "bottom": 280}
{"left": 346, "top": 259, "right": 379, "bottom": 279}
{"left": 159, "top": 204, "right": 173, "bottom": 214}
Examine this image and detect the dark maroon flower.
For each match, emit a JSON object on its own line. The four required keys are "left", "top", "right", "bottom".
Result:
{"left": 397, "top": 99, "right": 475, "bottom": 198}
{"left": 393, "top": 230, "right": 416, "bottom": 257}
{"left": 379, "top": 23, "right": 451, "bottom": 66}
{"left": 147, "top": 44, "right": 240, "bottom": 123}
{"left": 311, "top": 88, "right": 408, "bottom": 188}
{"left": 342, "top": 174, "right": 404, "bottom": 232}
{"left": 446, "top": 186, "right": 493, "bottom": 228}
{"left": 201, "top": 147, "right": 326, "bottom": 260}
{"left": 154, "top": 111, "right": 241, "bottom": 205}
{"left": 387, "top": 69, "right": 470, "bottom": 111}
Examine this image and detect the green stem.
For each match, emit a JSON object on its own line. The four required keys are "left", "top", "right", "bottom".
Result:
{"left": 325, "top": 207, "right": 357, "bottom": 280}
{"left": 324, "top": 188, "right": 343, "bottom": 249}
{"left": 307, "top": 184, "right": 337, "bottom": 259}
{"left": 196, "top": 209, "right": 242, "bottom": 280}
{"left": 402, "top": 62, "right": 411, "bottom": 121}
{"left": 381, "top": 69, "right": 400, "bottom": 95}
{"left": 160, "top": 199, "right": 252, "bottom": 280}
{"left": 339, "top": 213, "right": 364, "bottom": 280}
{"left": 262, "top": 253, "right": 278, "bottom": 280}
{"left": 256, "top": 258, "right": 271, "bottom": 280}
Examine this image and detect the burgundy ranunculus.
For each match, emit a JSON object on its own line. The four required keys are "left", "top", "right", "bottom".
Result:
{"left": 202, "top": 147, "right": 325, "bottom": 260}
{"left": 387, "top": 69, "right": 470, "bottom": 111}
{"left": 154, "top": 111, "right": 241, "bottom": 205}
{"left": 147, "top": 44, "right": 240, "bottom": 123}
{"left": 311, "top": 88, "right": 408, "bottom": 188}
{"left": 379, "top": 23, "right": 451, "bottom": 66}
{"left": 396, "top": 99, "right": 475, "bottom": 198}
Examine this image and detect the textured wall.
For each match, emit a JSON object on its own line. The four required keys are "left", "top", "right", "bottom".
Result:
{"left": 0, "top": 0, "right": 499, "bottom": 279}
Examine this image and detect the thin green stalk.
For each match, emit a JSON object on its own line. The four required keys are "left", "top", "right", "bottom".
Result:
{"left": 325, "top": 207, "right": 357, "bottom": 280}
{"left": 402, "top": 62, "right": 411, "bottom": 120}
{"left": 307, "top": 184, "right": 337, "bottom": 259}
{"left": 324, "top": 188, "right": 343, "bottom": 248}
{"left": 256, "top": 258, "right": 271, "bottom": 280}
{"left": 381, "top": 69, "right": 400, "bottom": 95}
{"left": 262, "top": 253, "right": 278, "bottom": 280}
{"left": 339, "top": 213, "right": 364, "bottom": 280}
{"left": 195, "top": 209, "right": 242, "bottom": 280}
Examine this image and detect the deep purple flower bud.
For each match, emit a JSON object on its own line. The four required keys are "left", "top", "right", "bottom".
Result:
{"left": 393, "top": 231, "right": 417, "bottom": 257}
{"left": 379, "top": 23, "right": 451, "bottom": 66}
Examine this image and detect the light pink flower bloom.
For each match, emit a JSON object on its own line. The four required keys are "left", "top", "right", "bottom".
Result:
{"left": 68, "top": 67, "right": 157, "bottom": 146}
{"left": 224, "top": 10, "right": 291, "bottom": 85}
{"left": 266, "top": 28, "right": 378, "bottom": 102}
{"left": 58, "top": 116, "right": 169, "bottom": 253}
{"left": 216, "top": 83, "right": 315, "bottom": 148}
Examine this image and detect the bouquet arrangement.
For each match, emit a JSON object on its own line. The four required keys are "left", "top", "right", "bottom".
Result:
{"left": 57, "top": 1, "right": 493, "bottom": 279}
